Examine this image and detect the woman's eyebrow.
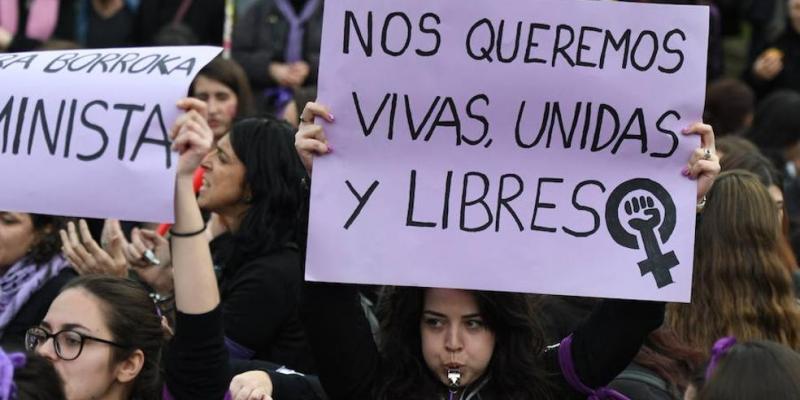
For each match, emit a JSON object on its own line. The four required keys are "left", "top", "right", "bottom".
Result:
{"left": 60, "top": 323, "right": 92, "bottom": 332}
{"left": 422, "top": 310, "right": 446, "bottom": 318}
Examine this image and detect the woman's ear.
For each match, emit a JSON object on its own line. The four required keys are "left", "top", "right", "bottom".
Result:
{"left": 115, "top": 349, "right": 145, "bottom": 384}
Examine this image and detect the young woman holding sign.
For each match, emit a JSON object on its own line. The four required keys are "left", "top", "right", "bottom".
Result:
{"left": 27, "top": 100, "right": 325, "bottom": 400}
{"left": 24, "top": 98, "right": 230, "bottom": 400}
{"left": 63, "top": 80, "right": 315, "bottom": 371}
{"left": 294, "top": 102, "right": 721, "bottom": 400}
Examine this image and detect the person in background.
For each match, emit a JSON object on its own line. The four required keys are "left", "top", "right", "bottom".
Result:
{"left": 0, "top": 213, "right": 75, "bottom": 352}
{"left": 687, "top": 338, "right": 800, "bottom": 400}
{"left": 703, "top": 79, "right": 755, "bottom": 137}
{"left": 0, "top": 0, "right": 75, "bottom": 52}
{"left": 232, "top": 0, "right": 322, "bottom": 114}
{"left": 667, "top": 171, "right": 800, "bottom": 356}
{"left": 715, "top": 136, "right": 759, "bottom": 161}
{"left": 75, "top": 0, "right": 140, "bottom": 48}
{"left": 134, "top": 0, "right": 224, "bottom": 46}
{"left": 747, "top": 0, "right": 800, "bottom": 98}
{"left": 609, "top": 328, "right": 704, "bottom": 400}
{"left": 0, "top": 348, "right": 66, "bottom": 399}
{"left": 720, "top": 151, "right": 798, "bottom": 271}
{"left": 191, "top": 56, "right": 256, "bottom": 140}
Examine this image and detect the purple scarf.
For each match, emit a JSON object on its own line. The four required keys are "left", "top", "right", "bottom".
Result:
{"left": 273, "top": 0, "right": 321, "bottom": 63}
{"left": 0, "top": 255, "right": 69, "bottom": 338}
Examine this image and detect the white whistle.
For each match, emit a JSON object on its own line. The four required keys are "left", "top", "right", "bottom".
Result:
{"left": 447, "top": 368, "right": 461, "bottom": 388}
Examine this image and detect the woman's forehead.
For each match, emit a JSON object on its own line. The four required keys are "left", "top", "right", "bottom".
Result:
{"left": 44, "top": 288, "right": 108, "bottom": 334}
{"left": 424, "top": 289, "right": 480, "bottom": 313}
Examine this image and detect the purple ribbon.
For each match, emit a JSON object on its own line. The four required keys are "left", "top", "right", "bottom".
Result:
{"left": 705, "top": 336, "right": 737, "bottom": 381}
{"left": 224, "top": 336, "right": 256, "bottom": 360}
{"left": 273, "top": 0, "right": 321, "bottom": 63}
{"left": 558, "top": 334, "right": 631, "bottom": 400}
{"left": 0, "top": 348, "right": 27, "bottom": 400}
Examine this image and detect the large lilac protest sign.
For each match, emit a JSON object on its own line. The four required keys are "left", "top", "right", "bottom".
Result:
{"left": 0, "top": 46, "right": 220, "bottom": 222}
{"left": 307, "top": 0, "right": 709, "bottom": 301}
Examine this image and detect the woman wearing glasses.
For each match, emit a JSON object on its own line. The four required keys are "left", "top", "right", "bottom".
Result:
{"left": 23, "top": 98, "right": 230, "bottom": 400}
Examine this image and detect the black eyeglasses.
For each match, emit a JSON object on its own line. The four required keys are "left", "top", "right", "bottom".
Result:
{"left": 25, "top": 326, "right": 129, "bottom": 361}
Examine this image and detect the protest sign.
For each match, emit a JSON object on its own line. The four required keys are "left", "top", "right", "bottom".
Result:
{"left": 0, "top": 46, "right": 221, "bottom": 222}
{"left": 306, "top": 0, "right": 709, "bottom": 302}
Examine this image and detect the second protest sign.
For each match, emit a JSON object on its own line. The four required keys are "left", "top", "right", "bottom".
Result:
{"left": 306, "top": 0, "right": 709, "bottom": 302}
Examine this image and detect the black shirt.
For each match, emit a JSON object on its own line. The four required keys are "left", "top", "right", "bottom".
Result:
{"left": 212, "top": 234, "right": 316, "bottom": 372}
{"left": 86, "top": 4, "right": 135, "bottom": 48}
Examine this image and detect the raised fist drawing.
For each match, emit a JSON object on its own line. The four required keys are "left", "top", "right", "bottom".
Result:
{"left": 625, "top": 195, "right": 661, "bottom": 232}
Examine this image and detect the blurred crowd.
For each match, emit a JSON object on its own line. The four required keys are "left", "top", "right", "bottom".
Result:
{"left": 2, "top": 1, "right": 800, "bottom": 400}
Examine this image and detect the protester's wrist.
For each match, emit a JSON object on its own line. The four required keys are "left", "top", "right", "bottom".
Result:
{"left": 176, "top": 174, "right": 195, "bottom": 187}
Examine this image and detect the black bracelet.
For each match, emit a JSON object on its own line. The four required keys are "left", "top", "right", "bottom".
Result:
{"left": 169, "top": 222, "right": 207, "bottom": 238}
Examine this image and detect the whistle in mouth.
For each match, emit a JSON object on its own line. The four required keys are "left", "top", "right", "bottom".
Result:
{"left": 447, "top": 368, "right": 461, "bottom": 388}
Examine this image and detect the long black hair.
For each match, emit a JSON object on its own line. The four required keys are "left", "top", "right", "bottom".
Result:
{"left": 374, "top": 287, "right": 557, "bottom": 399}
{"left": 228, "top": 117, "right": 305, "bottom": 261}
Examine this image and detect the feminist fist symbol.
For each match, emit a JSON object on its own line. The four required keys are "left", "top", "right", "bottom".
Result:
{"left": 626, "top": 196, "right": 660, "bottom": 231}
{"left": 624, "top": 195, "right": 678, "bottom": 288}
{"left": 605, "top": 179, "right": 679, "bottom": 289}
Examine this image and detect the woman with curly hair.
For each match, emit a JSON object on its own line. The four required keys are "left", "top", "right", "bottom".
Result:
{"left": 296, "top": 102, "right": 722, "bottom": 400}
{"left": 667, "top": 170, "right": 800, "bottom": 354}
{"left": 0, "top": 213, "right": 75, "bottom": 350}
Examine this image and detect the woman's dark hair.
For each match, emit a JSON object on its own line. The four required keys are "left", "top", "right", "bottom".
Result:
{"left": 704, "top": 78, "right": 755, "bottom": 136}
{"left": 63, "top": 276, "right": 166, "bottom": 399}
{"left": 627, "top": 328, "right": 705, "bottom": 395}
{"left": 698, "top": 340, "right": 800, "bottom": 400}
{"left": 745, "top": 90, "right": 800, "bottom": 169}
{"left": 12, "top": 351, "right": 66, "bottom": 399}
{"left": 228, "top": 118, "right": 305, "bottom": 259}
{"left": 28, "top": 214, "right": 67, "bottom": 265}
{"left": 374, "top": 287, "right": 557, "bottom": 400}
{"left": 191, "top": 57, "right": 256, "bottom": 120}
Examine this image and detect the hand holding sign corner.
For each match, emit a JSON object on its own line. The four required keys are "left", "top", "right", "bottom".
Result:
{"left": 682, "top": 122, "right": 721, "bottom": 202}
{"left": 296, "top": 102, "right": 335, "bottom": 175}
{"left": 605, "top": 122, "right": 720, "bottom": 289}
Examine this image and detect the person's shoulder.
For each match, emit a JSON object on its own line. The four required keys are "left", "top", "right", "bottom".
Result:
{"left": 609, "top": 363, "right": 677, "bottom": 400}
{"left": 236, "top": 245, "right": 302, "bottom": 280}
